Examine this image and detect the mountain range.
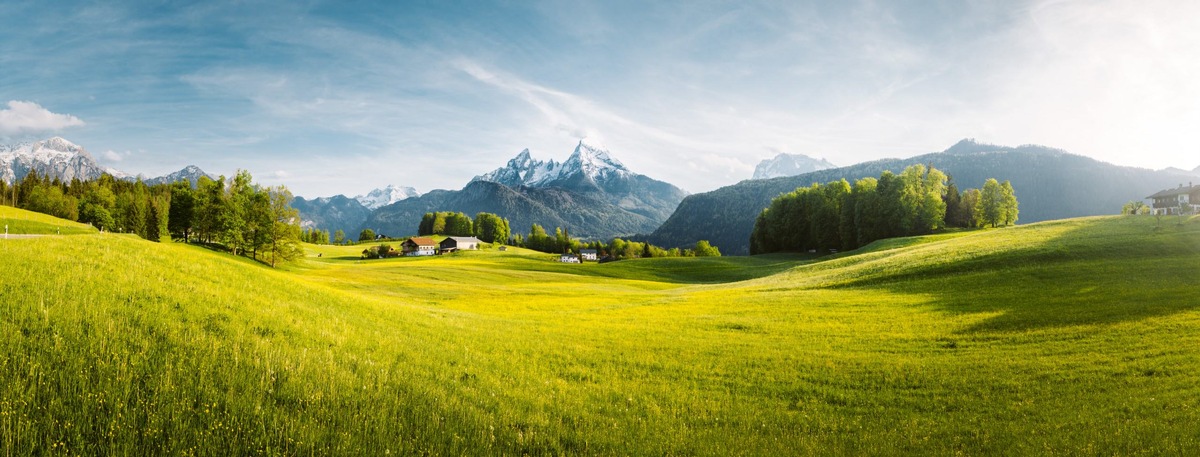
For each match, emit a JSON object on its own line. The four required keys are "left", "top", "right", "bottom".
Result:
{"left": 648, "top": 139, "right": 1195, "bottom": 255}
{"left": 8, "top": 136, "right": 1197, "bottom": 254}
{"left": 752, "top": 153, "right": 836, "bottom": 180}
{"left": 0, "top": 137, "right": 214, "bottom": 186}
{"left": 359, "top": 140, "right": 688, "bottom": 239}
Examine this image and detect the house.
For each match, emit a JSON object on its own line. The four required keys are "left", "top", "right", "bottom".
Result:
{"left": 401, "top": 237, "right": 437, "bottom": 256}
{"left": 1146, "top": 183, "right": 1200, "bottom": 215}
{"left": 580, "top": 249, "right": 598, "bottom": 261}
{"left": 498, "top": 246, "right": 507, "bottom": 252}
{"left": 559, "top": 254, "right": 581, "bottom": 264}
{"left": 439, "top": 236, "right": 482, "bottom": 253}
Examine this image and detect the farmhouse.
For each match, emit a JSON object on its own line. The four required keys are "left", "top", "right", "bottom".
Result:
{"left": 560, "top": 254, "right": 581, "bottom": 264}
{"left": 439, "top": 236, "right": 482, "bottom": 253}
{"left": 1146, "top": 183, "right": 1200, "bottom": 215}
{"left": 580, "top": 249, "right": 598, "bottom": 261}
{"left": 401, "top": 237, "right": 437, "bottom": 256}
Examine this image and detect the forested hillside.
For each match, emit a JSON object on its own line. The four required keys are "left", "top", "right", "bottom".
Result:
{"left": 650, "top": 140, "right": 1189, "bottom": 254}
{"left": 363, "top": 180, "right": 665, "bottom": 239}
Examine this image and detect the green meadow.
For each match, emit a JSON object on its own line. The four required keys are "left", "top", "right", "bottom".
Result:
{"left": 2, "top": 206, "right": 1199, "bottom": 455}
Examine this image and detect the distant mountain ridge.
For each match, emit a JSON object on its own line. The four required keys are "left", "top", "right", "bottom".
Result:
{"left": 0, "top": 137, "right": 213, "bottom": 186}
{"left": 752, "top": 153, "right": 836, "bottom": 179}
{"left": 354, "top": 185, "right": 421, "bottom": 210}
{"left": 360, "top": 140, "right": 688, "bottom": 239}
{"left": 649, "top": 139, "right": 1193, "bottom": 255}
{"left": 292, "top": 195, "right": 373, "bottom": 238}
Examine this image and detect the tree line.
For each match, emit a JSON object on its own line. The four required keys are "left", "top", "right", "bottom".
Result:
{"left": 514, "top": 223, "right": 720, "bottom": 259}
{"left": 417, "top": 211, "right": 512, "bottom": 244}
{"left": 750, "top": 164, "right": 1017, "bottom": 255}
{"left": 1, "top": 170, "right": 305, "bottom": 267}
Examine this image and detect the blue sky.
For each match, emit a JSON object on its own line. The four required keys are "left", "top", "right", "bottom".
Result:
{"left": 2, "top": 0, "right": 1197, "bottom": 197}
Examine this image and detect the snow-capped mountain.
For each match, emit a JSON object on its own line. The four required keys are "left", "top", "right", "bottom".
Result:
{"left": 1, "top": 137, "right": 216, "bottom": 186}
{"left": 354, "top": 185, "right": 420, "bottom": 210}
{"left": 361, "top": 139, "right": 689, "bottom": 239}
{"left": 0, "top": 137, "right": 110, "bottom": 184}
{"left": 472, "top": 138, "right": 634, "bottom": 189}
{"left": 751, "top": 153, "right": 836, "bottom": 180}
{"left": 144, "top": 165, "right": 215, "bottom": 186}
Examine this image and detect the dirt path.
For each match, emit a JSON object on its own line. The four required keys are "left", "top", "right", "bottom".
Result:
{"left": 1, "top": 234, "right": 48, "bottom": 240}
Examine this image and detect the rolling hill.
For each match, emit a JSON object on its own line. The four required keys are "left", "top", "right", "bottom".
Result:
{"left": 649, "top": 139, "right": 1193, "bottom": 254}
{"left": 3, "top": 205, "right": 1199, "bottom": 454}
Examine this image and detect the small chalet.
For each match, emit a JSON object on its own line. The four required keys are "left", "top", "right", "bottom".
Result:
{"left": 439, "top": 236, "right": 482, "bottom": 253}
{"left": 579, "top": 249, "right": 598, "bottom": 261}
{"left": 1146, "top": 182, "right": 1200, "bottom": 215}
{"left": 402, "top": 237, "right": 437, "bottom": 256}
{"left": 559, "top": 254, "right": 581, "bottom": 264}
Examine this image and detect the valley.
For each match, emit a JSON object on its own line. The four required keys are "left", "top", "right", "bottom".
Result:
{"left": 3, "top": 206, "right": 1198, "bottom": 454}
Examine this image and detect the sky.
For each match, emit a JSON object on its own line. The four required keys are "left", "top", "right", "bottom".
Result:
{"left": 1, "top": 0, "right": 1198, "bottom": 197}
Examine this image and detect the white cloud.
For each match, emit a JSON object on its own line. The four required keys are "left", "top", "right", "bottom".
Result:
{"left": 102, "top": 149, "right": 129, "bottom": 162}
{"left": 0, "top": 101, "right": 86, "bottom": 135}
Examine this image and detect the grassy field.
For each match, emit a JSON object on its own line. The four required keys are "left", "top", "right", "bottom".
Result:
{"left": 2, "top": 205, "right": 1199, "bottom": 455}
{"left": 0, "top": 205, "right": 98, "bottom": 235}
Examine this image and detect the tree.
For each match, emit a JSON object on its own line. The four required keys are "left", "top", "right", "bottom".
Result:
{"left": 419, "top": 213, "right": 435, "bottom": 236}
{"left": 977, "top": 178, "right": 1004, "bottom": 228}
{"left": 334, "top": 229, "right": 346, "bottom": 245}
{"left": 473, "top": 212, "right": 510, "bottom": 244}
{"left": 959, "top": 188, "right": 981, "bottom": 228}
{"left": 1000, "top": 180, "right": 1018, "bottom": 226}
{"left": 693, "top": 240, "right": 721, "bottom": 257}
{"left": 943, "top": 179, "right": 963, "bottom": 227}
{"left": 168, "top": 182, "right": 195, "bottom": 242}
{"left": 359, "top": 228, "right": 376, "bottom": 242}
{"left": 266, "top": 186, "right": 303, "bottom": 267}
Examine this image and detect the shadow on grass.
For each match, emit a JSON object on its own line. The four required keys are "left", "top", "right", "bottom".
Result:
{"left": 851, "top": 216, "right": 1200, "bottom": 333}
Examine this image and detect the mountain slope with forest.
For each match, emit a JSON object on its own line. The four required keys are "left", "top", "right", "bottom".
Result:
{"left": 364, "top": 140, "right": 687, "bottom": 239}
{"left": 649, "top": 139, "right": 1190, "bottom": 254}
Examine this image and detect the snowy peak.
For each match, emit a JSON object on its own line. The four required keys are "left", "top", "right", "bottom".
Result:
{"left": 752, "top": 153, "right": 836, "bottom": 180}
{"left": 473, "top": 139, "right": 633, "bottom": 188}
{"left": 354, "top": 184, "right": 421, "bottom": 209}
{"left": 1, "top": 136, "right": 104, "bottom": 184}
{"left": 144, "top": 165, "right": 215, "bottom": 186}
{"left": 563, "top": 139, "right": 629, "bottom": 180}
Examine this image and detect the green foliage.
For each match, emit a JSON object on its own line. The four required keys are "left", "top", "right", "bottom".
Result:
{"left": 751, "top": 165, "right": 1016, "bottom": 255}
{"left": 692, "top": 240, "right": 721, "bottom": 257}
{"left": 473, "top": 212, "right": 510, "bottom": 244}
{"left": 333, "top": 229, "right": 346, "bottom": 245}
{"left": 419, "top": 211, "right": 474, "bottom": 236}
{"left": 358, "top": 228, "right": 376, "bottom": 241}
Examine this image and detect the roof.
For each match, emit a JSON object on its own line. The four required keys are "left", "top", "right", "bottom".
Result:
{"left": 580, "top": 249, "right": 598, "bottom": 254}
{"left": 442, "top": 236, "right": 482, "bottom": 243}
{"left": 405, "top": 237, "right": 437, "bottom": 246}
{"left": 1146, "top": 184, "right": 1199, "bottom": 199}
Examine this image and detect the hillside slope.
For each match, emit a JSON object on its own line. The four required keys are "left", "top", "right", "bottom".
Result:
{"left": 3, "top": 212, "right": 1199, "bottom": 454}
{"left": 650, "top": 140, "right": 1190, "bottom": 254}
{"left": 361, "top": 180, "right": 666, "bottom": 238}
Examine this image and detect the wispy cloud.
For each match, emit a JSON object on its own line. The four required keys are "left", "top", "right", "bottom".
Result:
{"left": 0, "top": 101, "right": 85, "bottom": 136}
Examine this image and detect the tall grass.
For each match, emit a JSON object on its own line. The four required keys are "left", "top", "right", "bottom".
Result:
{"left": 2, "top": 208, "right": 1199, "bottom": 455}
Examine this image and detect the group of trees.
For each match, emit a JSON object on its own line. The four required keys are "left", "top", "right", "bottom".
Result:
{"left": 514, "top": 223, "right": 720, "bottom": 259}
{"left": 751, "top": 165, "right": 1018, "bottom": 255}
{"left": 417, "top": 211, "right": 512, "bottom": 244}
{"left": 2, "top": 172, "right": 172, "bottom": 241}
{"left": 169, "top": 171, "right": 304, "bottom": 267}
{"left": 1, "top": 170, "right": 305, "bottom": 267}
{"left": 302, "top": 228, "right": 333, "bottom": 245}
